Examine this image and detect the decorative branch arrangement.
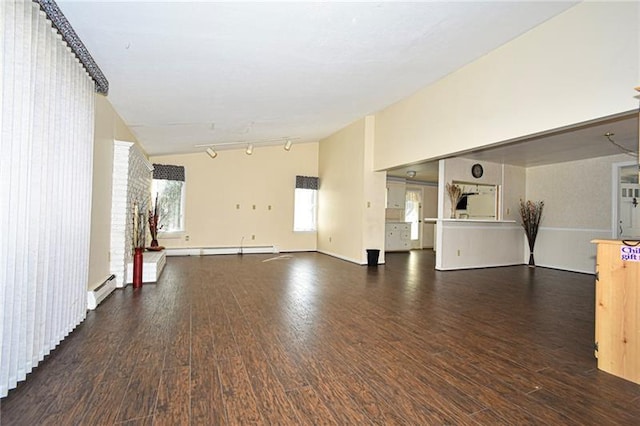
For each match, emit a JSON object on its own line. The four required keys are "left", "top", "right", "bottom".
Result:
{"left": 148, "top": 193, "right": 163, "bottom": 248}
{"left": 519, "top": 199, "right": 544, "bottom": 266}
{"left": 132, "top": 201, "right": 146, "bottom": 252}
{"left": 446, "top": 182, "right": 463, "bottom": 219}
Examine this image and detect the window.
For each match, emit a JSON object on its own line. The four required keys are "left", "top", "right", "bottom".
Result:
{"left": 152, "top": 164, "right": 186, "bottom": 233}
{"left": 294, "top": 175, "right": 318, "bottom": 232}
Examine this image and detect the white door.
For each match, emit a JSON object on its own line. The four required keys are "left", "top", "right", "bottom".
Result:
{"left": 619, "top": 180, "right": 640, "bottom": 238}
{"left": 405, "top": 188, "right": 422, "bottom": 249}
{"left": 617, "top": 164, "right": 640, "bottom": 239}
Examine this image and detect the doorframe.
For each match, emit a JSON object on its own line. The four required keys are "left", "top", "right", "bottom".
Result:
{"left": 612, "top": 160, "right": 638, "bottom": 239}
{"left": 405, "top": 186, "right": 423, "bottom": 249}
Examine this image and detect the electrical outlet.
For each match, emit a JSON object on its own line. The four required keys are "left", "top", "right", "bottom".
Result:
{"left": 252, "top": 204, "right": 256, "bottom": 210}
{"left": 329, "top": 236, "right": 332, "bottom": 243}
{"left": 506, "top": 207, "right": 510, "bottom": 215}
{"left": 268, "top": 205, "right": 272, "bottom": 210}
{"left": 185, "top": 235, "right": 190, "bottom": 241}
{"left": 367, "top": 201, "right": 371, "bottom": 208}
{"left": 251, "top": 235, "right": 255, "bottom": 240}
{"left": 236, "top": 204, "right": 240, "bottom": 209}
{"left": 457, "top": 249, "right": 460, "bottom": 256}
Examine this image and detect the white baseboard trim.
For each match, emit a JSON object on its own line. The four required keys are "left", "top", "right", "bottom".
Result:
{"left": 436, "top": 261, "right": 523, "bottom": 271}
{"left": 535, "top": 263, "right": 595, "bottom": 275}
{"left": 166, "top": 245, "right": 279, "bottom": 256}
{"left": 87, "top": 275, "right": 116, "bottom": 310}
{"left": 317, "top": 250, "right": 382, "bottom": 266}
{"left": 126, "top": 251, "right": 167, "bottom": 284}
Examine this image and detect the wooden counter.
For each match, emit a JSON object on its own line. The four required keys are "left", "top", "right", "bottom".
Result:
{"left": 592, "top": 239, "right": 640, "bottom": 384}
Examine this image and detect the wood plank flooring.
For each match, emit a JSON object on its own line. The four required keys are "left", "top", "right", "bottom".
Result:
{"left": 1, "top": 250, "right": 639, "bottom": 425}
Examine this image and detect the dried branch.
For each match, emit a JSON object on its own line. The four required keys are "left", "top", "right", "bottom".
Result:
{"left": 519, "top": 199, "right": 544, "bottom": 251}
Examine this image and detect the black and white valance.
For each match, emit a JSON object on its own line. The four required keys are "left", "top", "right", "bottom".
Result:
{"left": 34, "top": 0, "right": 109, "bottom": 94}
{"left": 296, "top": 175, "right": 319, "bottom": 190}
{"left": 153, "top": 164, "right": 185, "bottom": 181}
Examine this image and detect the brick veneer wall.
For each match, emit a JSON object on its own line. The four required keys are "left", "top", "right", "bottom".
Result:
{"left": 110, "top": 141, "right": 152, "bottom": 287}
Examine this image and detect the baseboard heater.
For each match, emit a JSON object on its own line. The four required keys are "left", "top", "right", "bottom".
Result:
{"left": 165, "top": 246, "right": 278, "bottom": 256}
{"left": 87, "top": 274, "right": 116, "bottom": 310}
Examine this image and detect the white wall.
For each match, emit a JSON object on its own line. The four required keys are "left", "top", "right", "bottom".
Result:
{"left": 374, "top": 2, "right": 639, "bottom": 171}
{"left": 438, "top": 221, "right": 523, "bottom": 270}
{"left": 436, "top": 158, "right": 525, "bottom": 270}
{"left": 526, "top": 153, "right": 629, "bottom": 273}
{"left": 151, "top": 143, "right": 318, "bottom": 252}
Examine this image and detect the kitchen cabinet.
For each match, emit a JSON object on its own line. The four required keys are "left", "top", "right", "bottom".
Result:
{"left": 385, "top": 222, "right": 411, "bottom": 252}
{"left": 386, "top": 183, "right": 406, "bottom": 209}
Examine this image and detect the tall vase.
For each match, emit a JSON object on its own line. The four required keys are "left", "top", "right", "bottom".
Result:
{"left": 133, "top": 247, "right": 143, "bottom": 288}
{"left": 528, "top": 252, "right": 535, "bottom": 267}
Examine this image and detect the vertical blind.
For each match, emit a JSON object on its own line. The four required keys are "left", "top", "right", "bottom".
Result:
{"left": 0, "top": 0, "right": 95, "bottom": 397}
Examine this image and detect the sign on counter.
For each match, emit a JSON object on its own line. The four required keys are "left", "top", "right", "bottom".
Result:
{"left": 620, "top": 245, "right": 640, "bottom": 261}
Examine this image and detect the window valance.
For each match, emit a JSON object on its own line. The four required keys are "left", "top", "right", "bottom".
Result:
{"left": 153, "top": 164, "right": 185, "bottom": 181}
{"left": 296, "top": 176, "right": 319, "bottom": 190}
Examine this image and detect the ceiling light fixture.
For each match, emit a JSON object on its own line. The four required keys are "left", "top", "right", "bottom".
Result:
{"left": 246, "top": 143, "right": 254, "bottom": 155}
{"left": 407, "top": 170, "right": 417, "bottom": 178}
{"left": 284, "top": 139, "right": 292, "bottom": 151}
{"left": 604, "top": 132, "right": 636, "bottom": 157}
{"left": 206, "top": 147, "right": 217, "bottom": 159}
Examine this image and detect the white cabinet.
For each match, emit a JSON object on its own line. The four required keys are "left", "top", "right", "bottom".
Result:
{"left": 385, "top": 222, "right": 411, "bottom": 252}
{"left": 386, "top": 183, "right": 406, "bottom": 208}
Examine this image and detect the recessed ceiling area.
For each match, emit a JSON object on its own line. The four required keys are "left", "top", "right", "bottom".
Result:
{"left": 55, "top": 1, "right": 578, "bottom": 156}
{"left": 387, "top": 112, "right": 639, "bottom": 183}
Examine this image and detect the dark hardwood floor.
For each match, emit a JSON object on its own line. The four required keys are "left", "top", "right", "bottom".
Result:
{"left": 1, "top": 250, "right": 639, "bottom": 425}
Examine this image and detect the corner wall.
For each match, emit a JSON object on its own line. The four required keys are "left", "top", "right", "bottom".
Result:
{"left": 150, "top": 143, "right": 318, "bottom": 252}
{"left": 317, "top": 116, "right": 387, "bottom": 264}
{"left": 89, "top": 95, "right": 141, "bottom": 290}
{"left": 318, "top": 119, "right": 366, "bottom": 263}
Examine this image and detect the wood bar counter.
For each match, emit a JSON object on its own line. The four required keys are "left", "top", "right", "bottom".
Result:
{"left": 592, "top": 239, "right": 640, "bottom": 384}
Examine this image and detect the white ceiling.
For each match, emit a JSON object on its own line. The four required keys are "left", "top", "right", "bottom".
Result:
{"left": 56, "top": 1, "right": 580, "bottom": 157}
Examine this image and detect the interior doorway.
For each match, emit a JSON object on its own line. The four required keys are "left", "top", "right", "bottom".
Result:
{"left": 405, "top": 188, "right": 422, "bottom": 249}
{"left": 613, "top": 162, "right": 640, "bottom": 240}
{"left": 616, "top": 163, "right": 640, "bottom": 239}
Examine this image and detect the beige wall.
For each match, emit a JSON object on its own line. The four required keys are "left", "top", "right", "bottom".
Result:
{"left": 88, "top": 95, "right": 139, "bottom": 290}
{"left": 150, "top": 143, "right": 318, "bottom": 252}
{"left": 318, "top": 118, "right": 366, "bottom": 263}
{"left": 318, "top": 116, "right": 386, "bottom": 264}
{"left": 526, "top": 153, "right": 628, "bottom": 273}
{"left": 374, "top": 2, "right": 639, "bottom": 171}
{"left": 527, "top": 154, "right": 628, "bottom": 230}
{"left": 502, "top": 164, "right": 527, "bottom": 222}
{"left": 361, "top": 116, "right": 387, "bottom": 261}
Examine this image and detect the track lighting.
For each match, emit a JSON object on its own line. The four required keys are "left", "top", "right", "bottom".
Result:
{"left": 206, "top": 147, "right": 217, "bottom": 159}
{"left": 246, "top": 143, "right": 253, "bottom": 155}
{"left": 284, "top": 139, "right": 292, "bottom": 151}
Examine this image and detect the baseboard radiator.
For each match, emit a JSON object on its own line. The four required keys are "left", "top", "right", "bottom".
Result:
{"left": 87, "top": 274, "right": 117, "bottom": 310}
{"left": 166, "top": 245, "right": 278, "bottom": 256}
